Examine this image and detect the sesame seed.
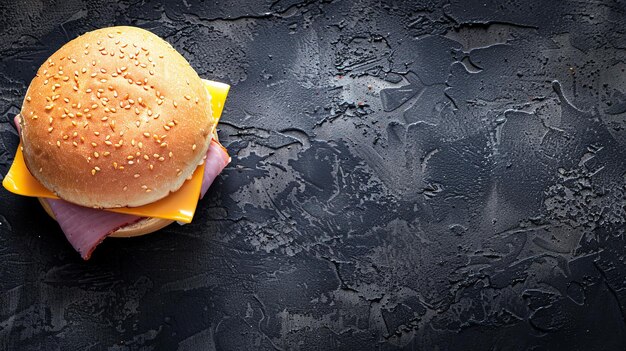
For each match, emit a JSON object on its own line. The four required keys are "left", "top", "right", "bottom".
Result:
{"left": 91, "top": 142, "right": 97, "bottom": 147}
{"left": 105, "top": 140, "right": 113, "bottom": 146}
{"left": 113, "top": 162, "right": 118, "bottom": 169}
{"left": 173, "top": 101, "right": 178, "bottom": 108}
{"left": 141, "top": 185, "right": 147, "bottom": 189}
{"left": 103, "top": 151, "right": 110, "bottom": 156}
{"left": 94, "top": 132, "right": 100, "bottom": 136}
{"left": 122, "top": 185, "right": 127, "bottom": 190}
{"left": 168, "top": 151, "right": 173, "bottom": 158}
{"left": 95, "top": 166, "right": 101, "bottom": 171}
{"left": 184, "top": 95, "right": 191, "bottom": 100}
{"left": 149, "top": 164, "right": 154, "bottom": 170}
{"left": 128, "top": 160, "right": 135, "bottom": 165}
{"left": 101, "top": 117, "right": 108, "bottom": 121}
{"left": 135, "top": 120, "right": 140, "bottom": 127}
{"left": 163, "top": 125, "right": 170, "bottom": 131}
{"left": 72, "top": 142, "right": 78, "bottom": 147}
{"left": 86, "top": 88, "right": 92, "bottom": 93}
{"left": 135, "top": 108, "right": 140, "bottom": 115}
{"left": 107, "top": 33, "right": 114, "bottom": 38}
{"left": 192, "top": 144, "right": 196, "bottom": 150}
{"left": 91, "top": 104, "right": 98, "bottom": 109}
{"left": 90, "top": 72, "right": 97, "bottom": 77}
{"left": 56, "top": 141, "right": 61, "bottom": 147}
{"left": 94, "top": 152, "right": 99, "bottom": 158}
{"left": 48, "top": 127, "right": 54, "bottom": 132}
{"left": 143, "top": 155, "right": 149, "bottom": 160}
{"left": 63, "top": 135, "right": 69, "bottom": 140}
{"left": 168, "top": 121, "right": 175, "bottom": 127}
{"left": 64, "top": 98, "right": 70, "bottom": 103}
{"left": 45, "top": 104, "right": 54, "bottom": 110}
{"left": 147, "top": 109, "right": 152, "bottom": 116}
{"left": 91, "top": 169, "right": 96, "bottom": 176}
{"left": 127, "top": 155, "right": 134, "bottom": 160}
{"left": 158, "top": 157, "right": 165, "bottom": 161}
{"left": 134, "top": 173, "right": 140, "bottom": 178}
{"left": 82, "top": 68, "right": 87, "bottom": 73}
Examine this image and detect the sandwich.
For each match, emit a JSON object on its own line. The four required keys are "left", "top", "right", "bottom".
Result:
{"left": 2, "top": 26, "right": 231, "bottom": 259}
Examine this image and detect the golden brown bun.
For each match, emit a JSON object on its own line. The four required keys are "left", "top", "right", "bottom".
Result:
{"left": 38, "top": 197, "right": 173, "bottom": 237}
{"left": 21, "top": 26, "right": 215, "bottom": 208}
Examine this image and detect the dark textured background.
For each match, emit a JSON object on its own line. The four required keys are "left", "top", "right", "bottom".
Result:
{"left": 1, "top": 0, "right": 626, "bottom": 350}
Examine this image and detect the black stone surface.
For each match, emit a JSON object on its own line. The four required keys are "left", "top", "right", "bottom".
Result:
{"left": 1, "top": 0, "right": 626, "bottom": 350}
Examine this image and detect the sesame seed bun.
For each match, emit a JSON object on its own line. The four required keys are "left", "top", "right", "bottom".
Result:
{"left": 20, "top": 26, "right": 215, "bottom": 208}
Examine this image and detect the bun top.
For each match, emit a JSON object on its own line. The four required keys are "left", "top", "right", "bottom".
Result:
{"left": 19, "top": 26, "right": 215, "bottom": 208}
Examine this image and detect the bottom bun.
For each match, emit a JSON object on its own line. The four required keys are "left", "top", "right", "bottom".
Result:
{"left": 38, "top": 198, "right": 174, "bottom": 238}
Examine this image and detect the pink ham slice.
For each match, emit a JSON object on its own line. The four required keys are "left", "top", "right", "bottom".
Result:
{"left": 46, "top": 199, "right": 142, "bottom": 259}
{"left": 14, "top": 115, "right": 230, "bottom": 259}
{"left": 201, "top": 140, "right": 231, "bottom": 199}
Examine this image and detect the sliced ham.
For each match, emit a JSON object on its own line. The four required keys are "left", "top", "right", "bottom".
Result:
{"left": 46, "top": 199, "right": 142, "bottom": 259}
{"left": 14, "top": 115, "right": 230, "bottom": 259}
{"left": 201, "top": 140, "right": 231, "bottom": 199}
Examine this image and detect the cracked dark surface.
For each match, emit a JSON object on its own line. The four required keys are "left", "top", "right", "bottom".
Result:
{"left": 1, "top": 0, "right": 626, "bottom": 350}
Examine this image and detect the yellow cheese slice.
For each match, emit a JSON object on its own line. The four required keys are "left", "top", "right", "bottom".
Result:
{"left": 2, "top": 79, "right": 230, "bottom": 223}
